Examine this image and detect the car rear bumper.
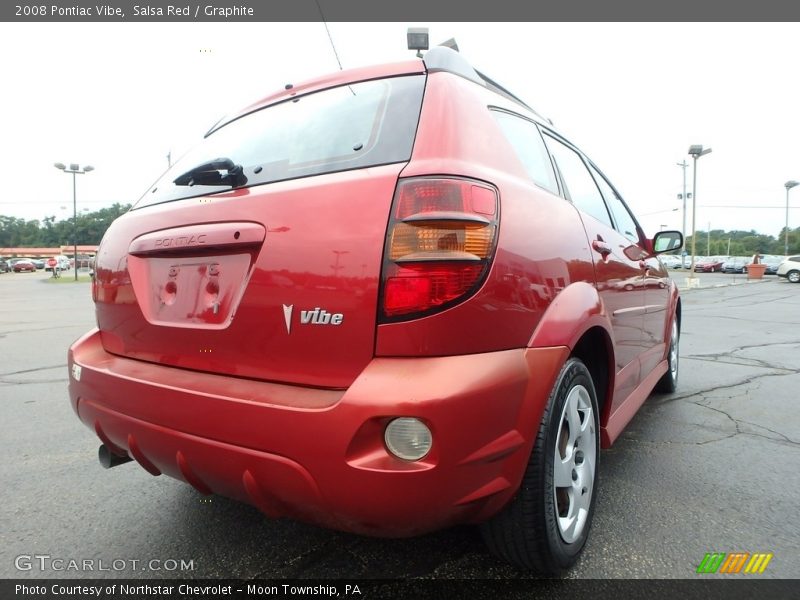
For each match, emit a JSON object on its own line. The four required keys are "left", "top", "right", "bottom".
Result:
{"left": 69, "top": 328, "right": 568, "bottom": 536}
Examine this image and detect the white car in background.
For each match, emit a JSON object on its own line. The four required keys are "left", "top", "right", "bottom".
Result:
{"left": 46, "top": 256, "right": 71, "bottom": 273}
{"left": 777, "top": 256, "right": 800, "bottom": 283}
{"left": 659, "top": 254, "right": 682, "bottom": 269}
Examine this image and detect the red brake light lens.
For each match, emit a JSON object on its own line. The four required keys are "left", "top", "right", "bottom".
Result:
{"left": 380, "top": 178, "right": 499, "bottom": 320}
{"left": 384, "top": 263, "right": 485, "bottom": 315}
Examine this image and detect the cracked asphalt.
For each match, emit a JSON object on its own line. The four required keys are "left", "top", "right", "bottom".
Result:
{"left": 1, "top": 271, "right": 798, "bottom": 582}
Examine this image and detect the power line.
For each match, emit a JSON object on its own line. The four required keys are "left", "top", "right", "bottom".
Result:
{"left": 0, "top": 201, "right": 124, "bottom": 205}
{"left": 697, "top": 205, "right": 792, "bottom": 209}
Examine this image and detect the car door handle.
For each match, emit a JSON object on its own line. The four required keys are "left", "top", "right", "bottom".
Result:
{"left": 592, "top": 240, "right": 612, "bottom": 255}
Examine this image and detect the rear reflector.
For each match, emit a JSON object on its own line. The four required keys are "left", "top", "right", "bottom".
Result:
{"left": 381, "top": 178, "right": 499, "bottom": 320}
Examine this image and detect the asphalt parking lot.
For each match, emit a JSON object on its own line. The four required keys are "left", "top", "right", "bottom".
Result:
{"left": 1, "top": 269, "right": 798, "bottom": 581}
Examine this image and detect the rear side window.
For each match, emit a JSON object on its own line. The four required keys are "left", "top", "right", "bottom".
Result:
{"left": 492, "top": 111, "right": 558, "bottom": 194}
{"left": 135, "top": 75, "right": 425, "bottom": 208}
{"left": 544, "top": 135, "right": 613, "bottom": 228}
{"left": 588, "top": 164, "right": 641, "bottom": 243}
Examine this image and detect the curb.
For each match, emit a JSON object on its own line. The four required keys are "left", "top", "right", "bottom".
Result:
{"left": 677, "top": 278, "right": 774, "bottom": 292}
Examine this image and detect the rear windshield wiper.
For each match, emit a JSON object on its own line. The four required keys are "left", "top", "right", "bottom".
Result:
{"left": 173, "top": 157, "right": 247, "bottom": 187}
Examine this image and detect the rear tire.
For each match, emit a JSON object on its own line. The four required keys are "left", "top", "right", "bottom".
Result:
{"left": 654, "top": 317, "right": 679, "bottom": 393}
{"left": 788, "top": 270, "right": 800, "bottom": 283}
{"left": 480, "top": 358, "right": 599, "bottom": 574}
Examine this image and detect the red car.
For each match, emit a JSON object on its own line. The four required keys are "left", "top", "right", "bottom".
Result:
{"left": 693, "top": 258, "right": 726, "bottom": 273}
{"left": 12, "top": 259, "right": 36, "bottom": 273}
{"left": 68, "top": 47, "right": 682, "bottom": 573}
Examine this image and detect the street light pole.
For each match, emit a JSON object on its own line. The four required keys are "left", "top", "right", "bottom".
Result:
{"left": 54, "top": 162, "right": 94, "bottom": 281}
{"left": 785, "top": 180, "right": 799, "bottom": 256}
{"left": 687, "top": 145, "right": 712, "bottom": 285}
{"left": 677, "top": 160, "right": 690, "bottom": 267}
{"left": 677, "top": 160, "right": 689, "bottom": 239}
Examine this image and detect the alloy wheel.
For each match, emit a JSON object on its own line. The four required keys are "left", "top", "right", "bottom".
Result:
{"left": 553, "top": 384, "right": 596, "bottom": 544}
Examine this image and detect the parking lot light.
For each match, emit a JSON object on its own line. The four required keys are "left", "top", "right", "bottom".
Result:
{"left": 407, "top": 27, "right": 429, "bottom": 58}
{"left": 785, "top": 180, "right": 799, "bottom": 256}
{"left": 687, "top": 145, "right": 712, "bottom": 286}
{"left": 54, "top": 162, "right": 94, "bottom": 281}
{"left": 677, "top": 160, "right": 689, "bottom": 242}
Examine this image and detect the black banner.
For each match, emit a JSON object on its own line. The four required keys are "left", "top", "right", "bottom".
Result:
{"left": 2, "top": 0, "right": 800, "bottom": 22}
{"left": 3, "top": 579, "right": 799, "bottom": 600}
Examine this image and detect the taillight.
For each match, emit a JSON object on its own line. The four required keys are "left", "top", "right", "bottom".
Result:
{"left": 380, "top": 177, "right": 499, "bottom": 321}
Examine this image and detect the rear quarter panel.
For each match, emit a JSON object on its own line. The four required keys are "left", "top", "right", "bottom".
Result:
{"left": 377, "top": 73, "right": 596, "bottom": 357}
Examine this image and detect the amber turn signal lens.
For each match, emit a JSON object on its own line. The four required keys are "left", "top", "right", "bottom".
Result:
{"left": 389, "top": 221, "right": 495, "bottom": 262}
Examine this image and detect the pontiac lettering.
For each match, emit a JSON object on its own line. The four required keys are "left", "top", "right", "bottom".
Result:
{"left": 154, "top": 234, "right": 207, "bottom": 248}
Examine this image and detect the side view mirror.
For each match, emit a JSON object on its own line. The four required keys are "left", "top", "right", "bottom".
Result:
{"left": 651, "top": 230, "right": 683, "bottom": 255}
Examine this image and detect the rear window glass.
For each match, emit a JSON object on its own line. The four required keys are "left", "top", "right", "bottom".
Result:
{"left": 135, "top": 75, "right": 425, "bottom": 208}
{"left": 492, "top": 111, "right": 558, "bottom": 194}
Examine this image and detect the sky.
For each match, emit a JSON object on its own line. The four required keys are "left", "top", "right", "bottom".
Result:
{"left": 1, "top": 22, "right": 798, "bottom": 240}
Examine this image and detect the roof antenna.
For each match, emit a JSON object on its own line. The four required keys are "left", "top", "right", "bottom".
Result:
{"left": 315, "top": 0, "right": 344, "bottom": 70}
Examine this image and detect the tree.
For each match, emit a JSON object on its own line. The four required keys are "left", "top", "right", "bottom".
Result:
{"left": 0, "top": 204, "right": 131, "bottom": 248}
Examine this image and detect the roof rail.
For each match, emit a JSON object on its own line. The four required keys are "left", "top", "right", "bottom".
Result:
{"left": 423, "top": 46, "right": 483, "bottom": 84}
{"left": 423, "top": 46, "right": 548, "bottom": 122}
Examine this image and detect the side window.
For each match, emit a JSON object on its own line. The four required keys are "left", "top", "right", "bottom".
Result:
{"left": 543, "top": 135, "right": 613, "bottom": 228}
{"left": 588, "top": 164, "right": 641, "bottom": 244}
{"left": 492, "top": 111, "right": 558, "bottom": 194}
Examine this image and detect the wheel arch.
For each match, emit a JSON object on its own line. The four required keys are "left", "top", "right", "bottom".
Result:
{"left": 527, "top": 281, "right": 615, "bottom": 444}
{"left": 662, "top": 283, "right": 682, "bottom": 355}
{"left": 569, "top": 326, "right": 613, "bottom": 443}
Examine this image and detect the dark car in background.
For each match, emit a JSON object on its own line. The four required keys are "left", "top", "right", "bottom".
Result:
{"left": 742, "top": 255, "right": 781, "bottom": 275}
{"left": 722, "top": 257, "right": 749, "bottom": 273}
{"left": 761, "top": 255, "right": 783, "bottom": 275}
{"left": 0, "top": 259, "right": 8, "bottom": 273}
